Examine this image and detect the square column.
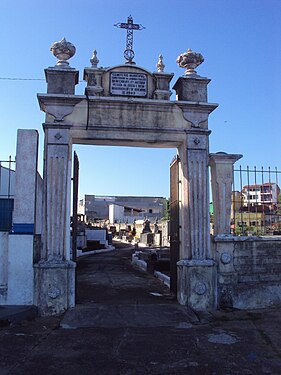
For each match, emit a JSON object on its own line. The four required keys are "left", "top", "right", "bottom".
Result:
{"left": 178, "top": 131, "right": 217, "bottom": 310}
{"left": 12, "top": 129, "right": 39, "bottom": 234}
{"left": 209, "top": 152, "right": 242, "bottom": 235}
{"left": 174, "top": 62, "right": 218, "bottom": 310}
{"left": 34, "top": 126, "right": 75, "bottom": 315}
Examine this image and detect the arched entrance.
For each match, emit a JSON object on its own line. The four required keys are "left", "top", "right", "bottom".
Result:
{"left": 35, "top": 43, "right": 218, "bottom": 315}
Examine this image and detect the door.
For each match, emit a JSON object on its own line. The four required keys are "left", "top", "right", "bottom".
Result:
{"left": 170, "top": 155, "right": 180, "bottom": 295}
{"left": 72, "top": 151, "right": 79, "bottom": 261}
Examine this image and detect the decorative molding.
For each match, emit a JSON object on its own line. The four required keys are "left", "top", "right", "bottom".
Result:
{"left": 90, "top": 49, "right": 99, "bottom": 68}
{"left": 50, "top": 38, "right": 76, "bottom": 67}
{"left": 182, "top": 110, "right": 208, "bottom": 128}
{"left": 54, "top": 132, "right": 63, "bottom": 140}
{"left": 194, "top": 281, "right": 207, "bottom": 295}
{"left": 156, "top": 54, "right": 165, "bottom": 72}
{"left": 48, "top": 286, "right": 61, "bottom": 299}
{"left": 176, "top": 48, "right": 204, "bottom": 76}
{"left": 221, "top": 252, "right": 232, "bottom": 264}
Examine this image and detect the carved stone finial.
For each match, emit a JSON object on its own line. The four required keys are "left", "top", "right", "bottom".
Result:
{"left": 50, "top": 38, "right": 76, "bottom": 67}
{"left": 90, "top": 49, "right": 99, "bottom": 68}
{"left": 176, "top": 48, "right": 204, "bottom": 76}
{"left": 156, "top": 54, "right": 165, "bottom": 72}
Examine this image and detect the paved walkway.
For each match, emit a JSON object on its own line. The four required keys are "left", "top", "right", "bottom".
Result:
{"left": 1, "top": 243, "right": 281, "bottom": 374}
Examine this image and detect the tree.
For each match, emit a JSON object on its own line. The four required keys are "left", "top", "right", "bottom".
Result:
{"left": 161, "top": 198, "right": 170, "bottom": 221}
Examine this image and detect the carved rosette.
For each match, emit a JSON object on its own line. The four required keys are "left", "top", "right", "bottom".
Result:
{"left": 176, "top": 48, "right": 204, "bottom": 76}
{"left": 194, "top": 281, "right": 207, "bottom": 295}
{"left": 50, "top": 38, "right": 76, "bottom": 67}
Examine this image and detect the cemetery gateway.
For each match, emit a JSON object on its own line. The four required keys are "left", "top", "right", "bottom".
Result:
{"left": 37, "top": 38, "right": 220, "bottom": 314}
{"left": 2, "top": 23, "right": 281, "bottom": 316}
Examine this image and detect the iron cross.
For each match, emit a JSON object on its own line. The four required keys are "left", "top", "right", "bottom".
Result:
{"left": 114, "top": 15, "right": 145, "bottom": 64}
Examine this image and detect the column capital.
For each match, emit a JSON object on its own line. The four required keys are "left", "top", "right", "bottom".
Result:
{"left": 209, "top": 152, "right": 242, "bottom": 167}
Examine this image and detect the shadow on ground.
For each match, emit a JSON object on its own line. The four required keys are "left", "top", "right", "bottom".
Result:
{"left": 1, "top": 242, "right": 281, "bottom": 374}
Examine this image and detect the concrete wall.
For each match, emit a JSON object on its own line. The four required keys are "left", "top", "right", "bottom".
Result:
{"left": 214, "top": 236, "right": 281, "bottom": 309}
{"left": 7, "top": 235, "right": 34, "bottom": 305}
{"left": 0, "top": 232, "right": 9, "bottom": 303}
{"left": 0, "top": 233, "right": 34, "bottom": 305}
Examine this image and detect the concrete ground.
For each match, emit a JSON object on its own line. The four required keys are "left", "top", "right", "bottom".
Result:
{"left": 1, "top": 242, "right": 281, "bottom": 374}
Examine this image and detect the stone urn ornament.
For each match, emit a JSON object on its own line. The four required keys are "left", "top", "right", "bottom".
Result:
{"left": 50, "top": 37, "right": 76, "bottom": 67}
{"left": 176, "top": 48, "right": 204, "bottom": 76}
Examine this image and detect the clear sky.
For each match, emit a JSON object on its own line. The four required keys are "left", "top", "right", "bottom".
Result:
{"left": 0, "top": 0, "right": 280, "bottom": 199}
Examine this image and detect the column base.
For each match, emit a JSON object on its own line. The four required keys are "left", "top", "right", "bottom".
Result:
{"left": 177, "top": 259, "right": 217, "bottom": 311}
{"left": 34, "top": 260, "right": 76, "bottom": 316}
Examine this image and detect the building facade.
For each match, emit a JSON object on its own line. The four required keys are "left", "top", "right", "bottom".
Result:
{"left": 0, "top": 164, "right": 15, "bottom": 231}
{"left": 79, "top": 195, "right": 167, "bottom": 223}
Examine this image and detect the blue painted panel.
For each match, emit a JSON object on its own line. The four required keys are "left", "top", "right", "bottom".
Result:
{"left": 12, "top": 223, "right": 34, "bottom": 234}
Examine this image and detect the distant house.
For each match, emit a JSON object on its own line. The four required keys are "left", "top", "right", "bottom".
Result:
{"left": 109, "top": 203, "right": 144, "bottom": 224}
{"left": 241, "top": 182, "right": 280, "bottom": 211}
{"left": 0, "top": 164, "right": 15, "bottom": 230}
{"left": 78, "top": 195, "right": 167, "bottom": 223}
{"left": 231, "top": 182, "right": 281, "bottom": 234}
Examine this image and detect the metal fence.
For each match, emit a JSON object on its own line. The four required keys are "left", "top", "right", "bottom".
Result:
{"left": 0, "top": 157, "right": 15, "bottom": 231}
{"left": 232, "top": 166, "right": 281, "bottom": 236}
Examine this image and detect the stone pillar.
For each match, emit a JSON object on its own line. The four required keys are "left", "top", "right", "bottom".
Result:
{"left": 173, "top": 75, "right": 210, "bottom": 102}
{"left": 34, "top": 126, "right": 75, "bottom": 315}
{"left": 209, "top": 153, "right": 242, "bottom": 235}
{"left": 45, "top": 67, "right": 78, "bottom": 94}
{"left": 12, "top": 129, "right": 39, "bottom": 234}
{"left": 35, "top": 40, "right": 78, "bottom": 315}
{"left": 173, "top": 50, "right": 217, "bottom": 310}
{"left": 177, "top": 131, "right": 217, "bottom": 310}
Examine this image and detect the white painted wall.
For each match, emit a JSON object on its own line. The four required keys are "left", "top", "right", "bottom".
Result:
{"left": 0, "top": 232, "right": 9, "bottom": 303}
{"left": 7, "top": 235, "right": 34, "bottom": 305}
{"left": 109, "top": 204, "right": 124, "bottom": 223}
{"left": 85, "top": 228, "right": 106, "bottom": 241}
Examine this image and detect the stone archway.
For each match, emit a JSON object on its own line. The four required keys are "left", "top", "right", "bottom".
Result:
{"left": 35, "top": 41, "right": 218, "bottom": 315}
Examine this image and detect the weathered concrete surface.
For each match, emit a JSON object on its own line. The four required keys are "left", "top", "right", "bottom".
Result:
{"left": 214, "top": 236, "right": 281, "bottom": 309}
{"left": 1, "top": 243, "right": 281, "bottom": 374}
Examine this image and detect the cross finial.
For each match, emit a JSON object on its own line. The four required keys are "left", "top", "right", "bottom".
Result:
{"left": 114, "top": 15, "right": 145, "bottom": 64}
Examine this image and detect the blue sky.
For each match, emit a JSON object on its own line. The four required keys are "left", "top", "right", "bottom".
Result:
{"left": 0, "top": 0, "right": 280, "bottom": 198}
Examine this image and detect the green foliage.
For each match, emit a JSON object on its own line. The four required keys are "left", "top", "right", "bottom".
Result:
{"left": 161, "top": 198, "right": 170, "bottom": 221}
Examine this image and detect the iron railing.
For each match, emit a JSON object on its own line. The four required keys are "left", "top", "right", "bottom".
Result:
{"left": 232, "top": 166, "right": 281, "bottom": 235}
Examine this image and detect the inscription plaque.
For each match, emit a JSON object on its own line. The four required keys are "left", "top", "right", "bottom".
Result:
{"left": 110, "top": 72, "right": 147, "bottom": 97}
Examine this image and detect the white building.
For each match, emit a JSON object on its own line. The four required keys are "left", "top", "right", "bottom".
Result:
{"left": 0, "top": 163, "right": 15, "bottom": 231}
{"left": 79, "top": 195, "right": 167, "bottom": 223}
{"left": 242, "top": 182, "right": 280, "bottom": 209}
